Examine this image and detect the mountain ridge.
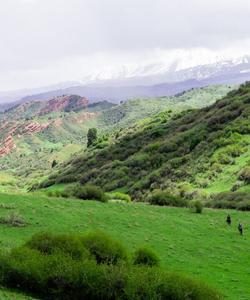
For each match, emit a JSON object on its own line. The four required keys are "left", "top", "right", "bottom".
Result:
{"left": 0, "top": 55, "right": 249, "bottom": 109}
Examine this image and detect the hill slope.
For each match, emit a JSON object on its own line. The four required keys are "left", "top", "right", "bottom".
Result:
{"left": 0, "top": 193, "right": 249, "bottom": 299}
{"left": 0, "top": 84, "right": 236, "bottom": 190}
{"left": 46, "top": 82, "right": 250, "bottom": 203}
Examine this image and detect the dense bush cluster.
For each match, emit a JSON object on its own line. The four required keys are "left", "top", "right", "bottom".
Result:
{"left": 72, "top": 185, "right": 107, "bottom": 202}
{"left": 149, "top": 190, "right": 187, "bottom": 207}
{"left": 46, "top": 185, "right": 107, "bottom": 202}
{"left": 208, "top": 191, "right": 250, "bottom": 211}
{"left": 133, "top": 247, "right": 160, "bottom": 266}
{"left": 0, "top": 231, "right": 221, "bottom": 299}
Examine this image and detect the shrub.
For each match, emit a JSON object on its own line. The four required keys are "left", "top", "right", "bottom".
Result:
{"left": 236, "top": 200, "right": 250, "bottom": 211}
{"left": 208, "top": 191, "right": 250, "bottom": 210}
{"left": 106, "top": 192, "right": 131, "bottom": 203}
{"left": 196, "top": 178, "right": 209, "bottom": 188}
{"left": 133, "top": 247, "right": 159, "bottom": 267}
{"left": 0, "top": 203, "right": 15, "bottom": 209}
{"left": 81, "top": 231, "right": 128, "bottom": 265}
{"left": 25, "top": 232, "right": 91, "bottom": 260}
{"left": 87, "top": 128, "right": 97, "bottom": 147}
{"left": 125, "top": 267, "right": 221, "bottom": 300}
{"left": 149, "top": 190, "right": 187, "bottom": 207}
{"left": 72, "top": 185, "right": 107, "bottom": 202}
{"left": 190, "top": 200, "right": 203, "bottom": 213}
{"left": 0, "top": 232, "right": 221, "bottom": 300}
{"left": 231, "top": 181, "right": 244, "bottom": 192}
{"left": 46, "top": 190, "right": 63, "bottom": 198}
{"left": 238, "top": 167, "right": 250, "bottom": 183}
{"left": 0, "top": 212, "right": 26, "bottom": 227}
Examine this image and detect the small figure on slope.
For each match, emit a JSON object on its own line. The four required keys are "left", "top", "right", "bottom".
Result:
{"left": 238, "top": 223, "right": 243, "bottom": 235}
{"left": 226, "top": 214, "right": 231, "bottom": 226}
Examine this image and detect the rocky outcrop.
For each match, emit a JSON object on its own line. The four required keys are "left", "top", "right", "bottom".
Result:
{"left": 0, "top": 121, "right": 50, "bottom": 157}
{"left": 0, "top": 135, "right": 16, "bottom": 156}
{"left": 39, "top": 95, "right": 89, "bottom": 115}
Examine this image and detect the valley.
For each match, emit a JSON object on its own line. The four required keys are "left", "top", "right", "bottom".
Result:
{"left": 0, "top": 82, "right": 249, "bottom": 300}
{"left": 1, "top": 2, "right": 250, "bottom": 299}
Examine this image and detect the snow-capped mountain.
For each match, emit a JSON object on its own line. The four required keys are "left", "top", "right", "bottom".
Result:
{"left": 79, "top": 54, "right": 250, "bottom": 87}
{"left": 1, "top": 54, "right": 250, "bottom": 108}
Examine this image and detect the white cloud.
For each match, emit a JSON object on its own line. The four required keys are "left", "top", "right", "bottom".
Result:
{"left": 0, "top": 0, "right": 250, "bottom": 91}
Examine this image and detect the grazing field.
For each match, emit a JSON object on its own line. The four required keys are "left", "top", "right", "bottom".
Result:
{"left": 0, "top": 193, "right": 249, "bottom": 299}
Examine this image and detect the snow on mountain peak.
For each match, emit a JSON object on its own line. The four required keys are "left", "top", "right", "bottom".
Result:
{"left": 78, "top": 52, "right": 250, "bottom": 86}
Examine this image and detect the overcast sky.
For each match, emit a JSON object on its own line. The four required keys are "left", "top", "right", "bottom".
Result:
{"left": 1, "top": 0, "right": 250, "bottom": 91}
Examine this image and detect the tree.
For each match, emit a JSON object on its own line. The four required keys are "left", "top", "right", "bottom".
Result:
{"left": 51, "top": 160, "right": 57, "bottom": 168}
{"left": 87, "top": 128, "right": 97, "bottom": 147}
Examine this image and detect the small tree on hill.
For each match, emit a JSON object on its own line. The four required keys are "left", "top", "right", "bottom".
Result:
{"left": 87, "top": 128, "right": 97, "bottom": 147}
{"left": 51, "top": 160, "right": 57, "bottom": 168}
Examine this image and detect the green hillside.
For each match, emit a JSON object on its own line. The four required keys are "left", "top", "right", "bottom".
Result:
{"left": 0, "top": 85, "right": 234, "bottom": 191}
{"left": 0, "top": 193, "right": 248, "bottom": 299}
{"left": 45, "top": 83, "right": 250, "bottom": 208}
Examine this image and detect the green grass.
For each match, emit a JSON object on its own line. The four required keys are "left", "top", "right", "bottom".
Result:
{"left": 0, "top": 287, "right": 36, "bottom": 300}
{"left": 0, "top": 192, "right": 248, "bottom": 299}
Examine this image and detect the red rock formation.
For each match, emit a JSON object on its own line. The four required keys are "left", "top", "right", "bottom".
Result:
{"left": 0, "top": 121, "right": 49, "bottom": 157}
{"left": 39, "top": 95, "right": 89, "bottom": 115}
{"left": 0, "top": 136, "right": 16, "bottom": 156}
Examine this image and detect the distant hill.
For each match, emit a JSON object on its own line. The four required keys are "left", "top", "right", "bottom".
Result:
{"left": 2, "top": 55, "right": 249, "bottom": 107}
{"left": 45, "top": 82, "right": 250, "bottom": 205}
{"left": 16, "top": 79, "right": 206, "bottom": 105}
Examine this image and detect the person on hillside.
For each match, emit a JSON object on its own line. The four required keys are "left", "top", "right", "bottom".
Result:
{"left": 238, "top": 223, "right": 243, "bottom": 235}
{"left": 226, "top": 214, "right": 231, "bottom": 226}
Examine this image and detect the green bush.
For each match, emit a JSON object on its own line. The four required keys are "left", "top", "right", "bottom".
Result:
{"left": 0, "top": 212, "right": 26, "bottom": 227}
{"left": 46, "top": 190, "right": 65, "bottom": 198}
{"left": 0, "top": 232, "right": 221, "bottom": 300}
{"left": 106, "top": 192, "right": 131, "bottom": 203}
{"left": 190, "top": 200, "right": 203, "bottom": 213}
{"left": 133, "top": 247, "right": 159, "bottom": 266}
{"left": 149, "top": 190, "right": 187, "bottom": 207}
{"left": 236, "top": 200, "right": 250, "bottom": 211}
{"left": 208, "top": 191, "right": 250, "bottom": 211}
{"left": 239, "top": 166, "right": 250, "bottom": 183}
{"left": 125, "top": 267, "right": 221, "bottom": 300}
{"left": 81, "top": 231, "right": 128, "bottom": 265}
{"left": 72, "top": 185, "right": 107, "bottom": 202}
{"left": 25, "top": 232, "right": 91, "bottom": 260}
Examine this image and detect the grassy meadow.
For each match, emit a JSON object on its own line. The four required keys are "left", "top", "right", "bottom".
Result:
{"left": 0, "top": 192, "right": 248, "bottom": 299}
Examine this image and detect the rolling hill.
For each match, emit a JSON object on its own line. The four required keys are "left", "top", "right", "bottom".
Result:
{"left": 0, "top": 84, "right": 236, "bottom": 190}
{"left": 44, "top": 82, "right": 250, "bottom": 208}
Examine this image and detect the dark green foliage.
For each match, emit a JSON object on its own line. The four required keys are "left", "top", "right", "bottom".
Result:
{"left": 149, "top": 190, "right": 187, "bottom": 207}
{"left": 25, "top": 232, "right": 91, "bottom": 260}
{"left": 87, "top": 128, "right": 98, "bottom": 147}
{"left": 72, "top": 184, "right": 107, "bottom": 202}
{"left": 0, "top": 232, "right": 221, "bottom": 300}
{"left": 191, "top": 200, "right": 203, "bottom": 213}
{"left": 81, "top": 231, "right": 128, "bottom": 264}
{"left": 125, "top": 267, "right": 221, "bottom": 300}
{"left": 133, "top": 247, "right": 160, "bottom": 266}
{"left": 51, "top": 160, "right": 57, "bottom": 168}
{"left": 208, "top": 191, "right": 250, "bottom": 211}
{"left": 239, "top": 167, "right": 250, "bottom": 183}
